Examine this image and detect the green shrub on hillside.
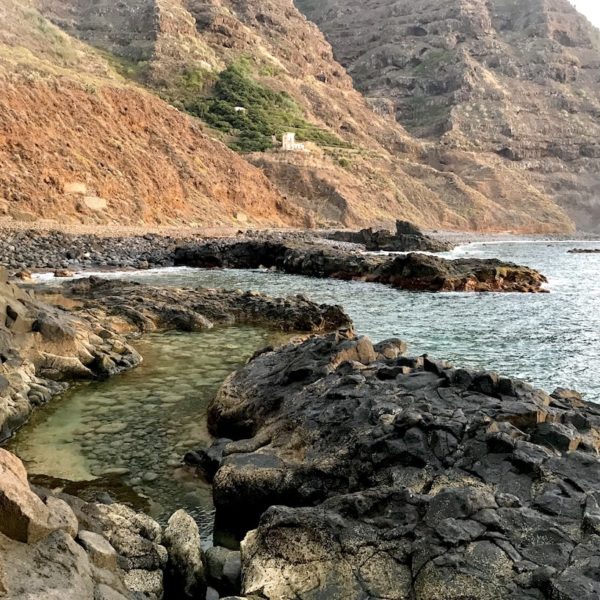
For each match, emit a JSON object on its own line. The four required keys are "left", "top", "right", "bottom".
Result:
{"left": 183, "top": 62, "right": 348, "bottom": 153}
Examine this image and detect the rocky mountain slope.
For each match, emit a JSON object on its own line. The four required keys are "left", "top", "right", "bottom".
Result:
{"left": 0, "top": 0, "right": 295, "bottom": 227}
{"left": 296, "top": 0, "right": 600, "bottom": 231}
{"left": 0, "top": 0, "right": 580, "bottom": 231}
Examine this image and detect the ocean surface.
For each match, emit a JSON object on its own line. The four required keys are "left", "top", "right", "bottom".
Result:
{"left": 10, "top": 239, "right": 600, "bottom": 540}
{"left": 35, "top": 238, "right": 600, "bottom": 402}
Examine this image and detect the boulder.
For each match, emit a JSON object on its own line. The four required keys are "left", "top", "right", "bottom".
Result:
{"left": 0, "top": 451, "right": 166, "bottom": 599}
{"left": 0, "top": 530, "right": 96, "bottom": 599}
{"left": 163, "top": 509, "right": 206, "bottom": 599}
{"left": 45, "top": 496, "right": 78, "bottom": 538}
{"left": 123, "top": 569, "right": 163, "bottom": 598}
{"left": 77, "top": 530, "right": 119, "bottom": 570}
{"left": 325, "top": 220, "right": 453, "bottom": 252}
{"left": 205, "top": 546, "right": 242, "bottom": 596}
{"left": 79, "top": 502, "right": 166, "bottom": 598}
{"left": 0, "top": 449, "right": 54, "bottom": 543}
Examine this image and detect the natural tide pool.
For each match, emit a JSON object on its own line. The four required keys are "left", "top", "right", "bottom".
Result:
{"left": 8, "top": 239, "right": 600, "bottom": 542}
{"left": 8, "top": 326, "right": 289, "bottom": 542}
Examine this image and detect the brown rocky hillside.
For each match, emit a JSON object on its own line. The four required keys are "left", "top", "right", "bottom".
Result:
{"left": 0, "top": 0, "right": 580, "bottom": 231}
{"left": 0, "top": 0, "right": 294, "bottom": 227}
{"left": 296, "top": 0, "right": 600, "bottom": 231}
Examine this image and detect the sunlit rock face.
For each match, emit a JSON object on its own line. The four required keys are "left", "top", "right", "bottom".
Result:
{"left": 296, "top": 0, "right": 600, "bottom": 230}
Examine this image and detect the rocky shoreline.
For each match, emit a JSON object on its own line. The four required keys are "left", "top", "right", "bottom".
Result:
{"left": 197, "top": 330, "right": 600, "bottom": 599}
{"left": 0, "top": 229, "right": 357, "bottom": 272}
{"left": 1, "top": 231, "right": 595, "bottom": 600}
{"left": 0, "top": 267, "right": 349, "bottom": 599}
{"left": 174, "top": 237, "right": 547, "bottom": 292}
{"left": 0, "top": 228, "right": 548, "bottom": 294}
{"left": 0, "top": 229, "right": 194, "bottom": 271}
{"left": 0, "top": 267, "right": 348, "bottom": 442}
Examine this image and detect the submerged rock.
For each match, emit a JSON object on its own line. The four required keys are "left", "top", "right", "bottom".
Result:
{"left": 204, "top": 331, "right": 600, "bottom": 599}
{"left": 175, "top": 237, "right": 547, "bottom": 292}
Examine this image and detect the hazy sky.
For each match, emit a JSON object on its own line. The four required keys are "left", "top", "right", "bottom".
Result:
{"left": 570, "top": 0, "right": 600, "bottom": 28}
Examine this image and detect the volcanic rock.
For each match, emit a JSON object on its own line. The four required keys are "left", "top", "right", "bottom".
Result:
{"left": 203, "top": 330, "right": 600, "bottom": 599}
{"left": 174, "top": 237, "right": 547, "bottom": 292}
{"left": 163, "top": 509, "right": 206, "bottom": 599}
{"left": 0, "top": 450, "right": 171, "bottom": 599}
{"left": 326, "top": 220, "right": 453, "bottom": 252}
{"left": 59, "top": 276, "right": 351, "bottom": 333}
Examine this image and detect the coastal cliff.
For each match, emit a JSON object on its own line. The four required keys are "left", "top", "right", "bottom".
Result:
{"left": 296, "top": 0, "right": 600, "bottom": 231}
{"left": 0, "top": 0, "right": 577, "bottom": 231}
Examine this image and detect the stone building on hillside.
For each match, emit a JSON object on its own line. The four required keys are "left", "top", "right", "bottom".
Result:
{"left": 281, "top": 132, "right": 306, "bottom": 152}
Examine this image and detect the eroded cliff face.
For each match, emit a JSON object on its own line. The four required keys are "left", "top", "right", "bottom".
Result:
{"left": 296, "top": 0, "right": 600, "bottom": 230}
{"left": 0, "top": 0, "right": 294, "bottom": 227}
{"left": 30, "top": 0, "right": 577, "bottom": 231}
{"left": 0, "top": 0, "right": 579, "bottom": 231}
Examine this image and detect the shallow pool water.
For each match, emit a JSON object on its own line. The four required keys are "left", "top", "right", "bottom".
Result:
{"left": 9, "top": 326, "right": 288, "bottom": 541}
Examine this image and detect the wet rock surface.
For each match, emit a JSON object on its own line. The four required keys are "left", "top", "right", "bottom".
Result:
{"left": 0, "top": 267, "right": 142, "bottom": 440}
{"left": 58, "top": 277, "right": 351, "bottom": 334}
{"left": 202, "top": 331, "right": 600, "bottom": 599}
{"left": 325, "top": 220, "right": 453, "bottom": 253}
{"left": 175, "top": 237, "right": 547, "bottom": 292}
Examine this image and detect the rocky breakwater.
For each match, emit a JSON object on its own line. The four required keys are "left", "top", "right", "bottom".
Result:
{"left": 0, "top": 267, "right": 141, "bottom": 440}
{"left": 57, "top": 277, "right": 350, "bottom": 334}
{"left": 0, "top": 447, "right": 209, "bottom": 598}
{"left": 175, "top": 237, "right": 547, "bottom": 292}
{"left": 325, "top": 220, "right": 454, "bottom": 253}
{"left": 198, "top": 331, "right": 600, "bottom": 599}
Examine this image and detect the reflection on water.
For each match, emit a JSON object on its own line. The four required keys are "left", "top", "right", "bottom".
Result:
{"left": 9, "top": 327, "right": 288, "bottom": 541}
